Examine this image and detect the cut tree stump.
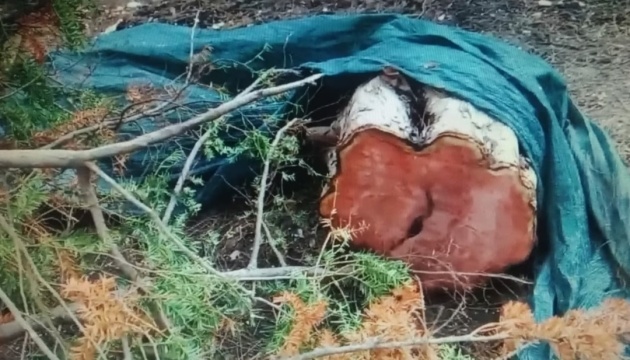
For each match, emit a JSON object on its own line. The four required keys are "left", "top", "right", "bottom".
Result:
{"left": 319, "top": 69, "right": 537, "bottom": 293}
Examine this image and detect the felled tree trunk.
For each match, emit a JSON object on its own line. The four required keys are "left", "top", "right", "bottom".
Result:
{"left": 318, "top": 69, "right": 537, "bottom": 293}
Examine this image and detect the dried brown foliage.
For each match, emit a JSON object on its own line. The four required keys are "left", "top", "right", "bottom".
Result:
{"left": 61, "top": 275, "right": 157, "bottom": 360}
{"left": 274, "top": 282, "right": 439, "bottom": 360}
{"left": 57, "top": 248, "right": 82, "bottom": 283}
{"left": 499, "top": 297, "right": 630, "bottom": 360}
{"left": 0, "top": 311, "right": 15, "bottom": 325}
{"left": 126, "top": 82, "right": 173, "bottom": 116}
{"left": 113, "top": 153, "right": 131, "bottom": 176}
{"left": 21, "top": 217, "right": 83, "bottom": 283}
{"left": 274, "top": 292, "right": 329, "bottom": 356}
{"left": 3, "top": 3, "right": 62, "bottom": 65}
{"left": 31, "top": 107, "right": 111, "bottom": 148}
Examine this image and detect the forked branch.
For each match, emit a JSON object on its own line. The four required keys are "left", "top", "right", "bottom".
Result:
{"left": 0, "top": 73, "right": 323, "bottom": 168}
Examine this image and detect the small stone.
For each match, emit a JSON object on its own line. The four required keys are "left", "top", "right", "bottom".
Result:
{"left": 538, "top": 0, "right": 553, "bottom": 6}
{"left": 229, "top": 250, "right": 241, "bottom": 260}
{"left": 126, "top": 1, "right": 143, "bottom": 9}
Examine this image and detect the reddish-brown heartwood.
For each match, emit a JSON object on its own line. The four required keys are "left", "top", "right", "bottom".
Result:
{"left": 320, "top": 128, "right": 535, "bottom": 293}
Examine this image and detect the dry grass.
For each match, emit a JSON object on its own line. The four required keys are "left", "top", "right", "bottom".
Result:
{"left": 1, "top": 3, "right": 63, "bottom": 66}
{"left": 31, "top": 108, "right": 111, "bottom": 149}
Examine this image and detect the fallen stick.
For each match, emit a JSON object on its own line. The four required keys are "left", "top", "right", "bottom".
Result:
{"left": 0, "top": 289, "right": 62, "bottom": 360}
{"left": 77, "top": 166, "right": 171, "bottom": 330}
{"left": 248, "top": 118, "right": 302, "bottom": 270}
{"left": 0, "top": 214, "right": 108, "bottom": 359}
{"left": 0, "top": 302, "right": 80, "bottom": 344}
{"left": 221, "top": 265, "right": 351, "bottom": 281}
{"left": 161, "top": 68, "right": 292, "bottom": 225}
{"left": 276, "top": 333, "right": 510, "bottom": 360}
{"left": 0, "top": 73, "right": 323, "bottom": 168}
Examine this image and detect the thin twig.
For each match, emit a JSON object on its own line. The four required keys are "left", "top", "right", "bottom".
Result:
{"left": 0, "top": 214, "right": 108, "bottom": 359}
{"left": 41, "top": 100, "right": 173, "bottom": 150}
{"left": 161, "top": 68, "right": 289, "bottom": 224}
{"left": 0, "top": 73, "right": 45, "bottom": 101}
{"left": 160, "top": 9, "right": 205, "bottom": 225}
{"left": 185, "top": 10, "right": 202, "bottom": 85}
{"left": 277, "top": 333, "right": 510, "bottom": 360}
{"left": 263, "top": 222, "right": 287, "bottom": 267}
{"left": 122, "top": 336, "right": 132, "bottom": 360}
{"left": 84, "top": 162, "right": 225, "bottom": 278}
{"left": 161, "top": 124, "right": 215, "bottom": 224}
{"left": 0, "top": 74, "right": 323, "bottom": 168}
{"left": 0, "top": 287, "right": 61, "bottom": 360}
{"left": 221, "top": 265, "right": 350, "bottom": 281}
{"left": 0, "top": 303, "right": 80, "bottom": 343}
{"left": 76, "top": 166, "right": 171, "bottom": 330}
{"left": 247, "top": 118, "right": 301, "bottom": 270}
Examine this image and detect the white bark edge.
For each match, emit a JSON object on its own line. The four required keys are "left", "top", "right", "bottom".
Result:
{"left": 323, "top": 75, "right": 537, "bottom": 210}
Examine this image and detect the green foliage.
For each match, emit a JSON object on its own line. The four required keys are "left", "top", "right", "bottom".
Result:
{"left": 438, "top": 344, "right": 476, "bottom": 360}
{"left": 0, "top": 60, "right": 113, "bottom": 142}
{"left": 350, "top": 251, "right": 413, "bottom": 304}
{"left": 262, "top": 276, "right": 327, "bottom": 353}
{"left": 52, "top": 0, "right": 94, "bottom": 50}
{"left": 0, "top": 58, "right": 66, "bottom": 140}
{"left": 0, "top": 0, "right": 103, "bottom": 142}
{"left": 5, "top": 173, "right": 48, "bottom": 219}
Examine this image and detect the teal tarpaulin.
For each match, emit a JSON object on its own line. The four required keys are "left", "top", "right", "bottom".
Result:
{"left": 43, "top": 14, "right": 630, "bottom": 358}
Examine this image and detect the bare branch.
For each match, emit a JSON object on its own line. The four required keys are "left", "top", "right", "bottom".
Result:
{"left": 222, "top": 265, "right": 351, "bottom": 281}
{"left": 162, "top": 68, "right": 299, "bottom": 225}
{"left": 0, "top": 214, "right": 108, "bottom": 359}
{"left": 84, "top": 162, "right": 227, "bottom": 277}
{"left": 0, "top": 74, "right": 323, "bottom": 168}
{"left": 122, "top": 336, "right": 132, "bottom": 360}
{"left": 161, "top": 124, "right": 215, "bottom": 224}
{"left": 248, "top": 118, "right": 302, "bottom": 269}
{"left": 263, "top": 222, "right": 287, "bottom": 267}
{"left": 185, "top": 10, "right": 202, "bottom": 84}
{"left": 76, "top": 166, "right": 171, "bottom": 330}
{"left": 277, "top": 333, "right": 510, "bottom": 360}
{"left": 77, "top": 167, "right": 139, "bottom": 279}
{"left": 0, "top": 303, "right": 80, "bottom": 344}
{"left": 0, "top": 287, "right": 62, "bottom": 360}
